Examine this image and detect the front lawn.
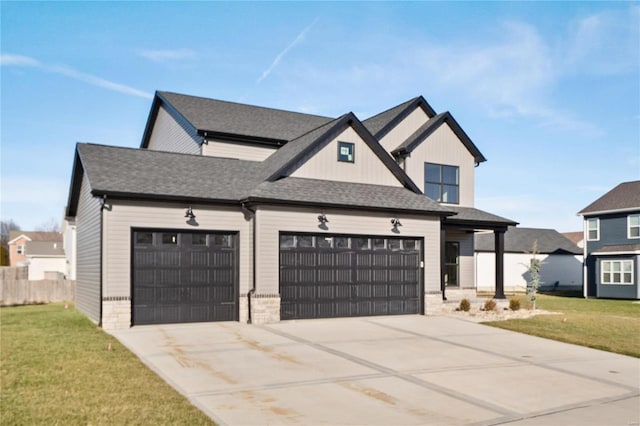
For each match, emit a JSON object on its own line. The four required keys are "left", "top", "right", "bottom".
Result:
{"left": 0, "top": 303, "right": 214, "bottom": 425}
{"left": 484, "top": 294, "right": 640, "bottom": 358}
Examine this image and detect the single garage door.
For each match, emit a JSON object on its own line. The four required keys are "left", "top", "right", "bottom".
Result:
{"left": 132, "top": 230, "right": 238, "bottom": 325}
{"left": 280, "top": 233, "right": 423, "bottom": 320}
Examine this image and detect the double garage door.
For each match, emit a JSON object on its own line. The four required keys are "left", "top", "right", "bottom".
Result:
{"left": 280, "top": 233, "right": 423, "bottom": 320}
{"left": 132, "top": 230, "right": 238, "bottom": 325}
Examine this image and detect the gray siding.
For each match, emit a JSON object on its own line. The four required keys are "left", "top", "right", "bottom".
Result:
{"left": 75, "top": 174, "right": 102, "bottom": 323}
{"left": 202, "top": 140, "right": 277, "bottom": 161}
{"left": 585, "top": 212, "right": 640, "bottom": 298}
{"left": 147, "top": 105, "right": 201, "bottom": 154}
{"left": 446, "top": 231, "right": 474, "bottom": 288}
{"left": 595, "top": 254, "right": 640, "bottom": 299}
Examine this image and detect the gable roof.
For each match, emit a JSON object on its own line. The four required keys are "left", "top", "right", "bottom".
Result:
{"left": 578, "top": 181, "right": 640, "bottom": 216}
{"left": 261, "top": 112, "right": 422, "bottom": 193}
{"left": 363, "top": 96, "right": 437, "bottom": 139}
{"left": 66, "top": 142, "right": 452, "bottom": 218}
{"left": 475, "top": 226, "right": 581, "bottom": 254}
{"left": 391, "top": 111, "right": 487, "bottom": 164}
{"left": 8, "top": 231, "right": 62, "bottom": 245}
{"left": 141, "top": 91, "right": 333, "bottom": 148}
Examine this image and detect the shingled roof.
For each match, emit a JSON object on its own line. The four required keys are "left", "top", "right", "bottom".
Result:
{"left": 475, "top": 227, "right": 581, "bottom": 254}
{"left": 154, "top": 91, "right": 333, "bottom": 144}
{"left": 391, "top": 112, "right": 486, "bottom": 164}
{"left": 66, "top": 142, "right": 451, "bottom": 217}
{"left": 578, "top": 181, "right": 640, "bottom": 215}
{"left": 444, "top": 205, "right": 517, "bottom": 228}
{"left": 8, "top": 231, "right": 62, "bottom": 244}
{"left": 363, "top": 96, "right": 436, "bottom": 139}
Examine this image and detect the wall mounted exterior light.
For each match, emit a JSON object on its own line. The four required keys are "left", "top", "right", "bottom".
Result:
{"left": 318, "top": 214, "right": 329, "bottom": 224}
{"left": 185, "top": 206, "right": 196, "bottom": 220}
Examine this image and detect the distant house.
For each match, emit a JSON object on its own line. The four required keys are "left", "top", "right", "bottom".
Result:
{"left": 562, "top": 231, "right": 584, "bottom": 249}
{"left": 24, "top": 240, "right": 67, "bottom": 280}
{"left": 578, "top": 181, "right": 640, "bottom": 300}
{"left": 8, "top": 231, "right": 62, "bottom": 267}
{"left": 475, "top": 227, "right": 583, "bottom": 292}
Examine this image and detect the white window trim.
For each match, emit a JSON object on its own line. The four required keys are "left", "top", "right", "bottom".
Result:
{"left": 586, "top": 218, "right": 600, "bottom": 241}
{"left": 17, "top": 244, "right": 25, "bottom": 255}
{"left": 628, "top": 214, "right": 640, "bottom": 239}
{"left": 600, "top": 259, "right": 634, "bottom": 285}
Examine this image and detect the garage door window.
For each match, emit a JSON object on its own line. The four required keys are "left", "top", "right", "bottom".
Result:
{"left": 373, "top": 238, "right": 385, "bottom": 250}
{"left": 298, "top": 236, "right": 314, "bottom": 248}
{"left": 354, "top": 238, "right": 370, "bottom": 250}
{"left": 280, "top": 235, "right": 295, "bottom": 249}
{"left": 136, "top": 232, "right": 153, "bottom": 245}
{"left": 318, "top": 236, "right": 333, "bottom": 248}
{"left": 161, "top": 233, "right": 178, "bottom": 245}
{"left": 192, "top": 234, "right": 207, "bottom": 245}
{"left": 335, "top": 237, "right": 350, "bottom": 249}
{"left": 213, "top": 234, "right": 233, "bottom": 248}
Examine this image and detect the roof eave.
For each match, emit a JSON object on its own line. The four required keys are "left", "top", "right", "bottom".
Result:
{"left": 198, "top": 130, "right": 287, "bottom": 147}
{"left": 578, "top": 207, "right": 640, "bottom": 217}
{"left": 90, "top": 189, "right": 242, "bottom": 207}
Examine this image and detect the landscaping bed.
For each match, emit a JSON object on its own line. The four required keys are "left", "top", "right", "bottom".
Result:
{"left": 0, "top": 303, "right": 214, "bottom": 425}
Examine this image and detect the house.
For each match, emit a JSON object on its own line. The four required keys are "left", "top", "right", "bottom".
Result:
{"left": 23, "top": 240, "right": 67, "bottom": 280}
{"left": 65, "top": 91, "right": 516, "bottom": 329}
{"left": 7, "top": 231, "right": 67, "bottom": 280}
{"left": 562, "top": 231, "right": 584, "bottom": 249}
{"left": 475, "top": 227, "right": 582, "bottom": 292}
{"left": 578, "top": 181, "right": 640, "bottom": 299}
{"left": 8, "top": 231, "right": 62, "bottom": 267}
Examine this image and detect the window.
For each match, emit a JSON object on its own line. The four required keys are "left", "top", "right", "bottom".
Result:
{"left": 192, "top": 234, "right": 207, "bottom": 246}
{"left": 135, "top": 232, "right": 153, "bottom": 245}
{"left": 601, "top": 259, "right": 634, "bottom": 285}
{"left": 16, "top": 244, "right": 25, "bottom": 255}
{"left": 628, "top": 214, "right": 640, "bottom": 239}
{"left": 587, "top": 218, "right": 599, "bottom": 241}
{"left": 161, "top": 233, "right": 178, "bottom": 245}
{"left": 337, "top": 141, "right": 354, "bottom": 163}
{"left": 425, "top": 163, "right": 459, "bottom": 204}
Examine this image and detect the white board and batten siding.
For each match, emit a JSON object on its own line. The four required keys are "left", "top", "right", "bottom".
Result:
{"left": 378, "top": 107, "right": 430, "bottom": 154}
{"left": 254, "top": 205, "right": 442, "bottom": 295}
{"left": 290, "top": 127, "right": 403, "bottom": 187}
{"left": 476, "top": 253, "right": 583, "bottom": 291}
{"left": 102, "top": 201, "right": 252, "bottom": 301}
{"left": 146, "top": 105, "right": 201, "bottom": 154}
{"left": 75, "top": 174, "right": 103, "bottom": 323}
{"left": 403, "top": 123, "right": 476, "bottom": 207}
{"left": 202, "top": 140, "right": 277, "bottom": 161}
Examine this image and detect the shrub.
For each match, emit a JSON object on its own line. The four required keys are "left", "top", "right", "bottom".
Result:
{"left": 484, "top": 299, "right": 497, "bottom": 311}
{"left": 459, "top": 298, "right": 471, "bottom": 312}
{"left": 509, "top": 298, "right": 521, "bottom": 311}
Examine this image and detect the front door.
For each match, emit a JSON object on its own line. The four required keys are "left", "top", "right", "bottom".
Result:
{"left": 445, "top": 242, "right": 459, "bottom": 287}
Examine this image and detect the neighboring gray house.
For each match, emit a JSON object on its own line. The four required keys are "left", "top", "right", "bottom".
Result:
{"left": 475, "top": 227, "right": 582, "bottom": 292}
{"left": 578, "top": 181, "right": 640, "bottom": 299}
{"left": 65, "top": 91, "right": 516, "bottom": 329}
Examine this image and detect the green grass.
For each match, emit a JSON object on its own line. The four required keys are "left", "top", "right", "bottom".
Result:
{"left": 484, "top": 293, "right": 640, "bottom": 358}
{"left": 1, "top": 303, "right": 215, "bottom": 425}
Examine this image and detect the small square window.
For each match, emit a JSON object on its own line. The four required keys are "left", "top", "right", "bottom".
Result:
{"left": 404, "top": 240, "right": 417, "bottom": 250}
{"left": 373, "top": 238, "right": 386, "bottom": 250}
{"left": 335, "top": 237, "right": 350, "bottom": 249}
{"left": 280, "top": 235, "right": 295, "bottom": 249}
{"left": 337, "top": 141, "right": 355, "bottom": 163}
{"left": 354, "top": 238, "right": 370, "bottom": 250}
{"left": 318, "top": 237, "right": 333, "bottom": 248}
{"left": 388, "top": 239, "right": 401, "bottom": 251}
{"left": 297, "top": 236, "right": 314, "bottom": 248}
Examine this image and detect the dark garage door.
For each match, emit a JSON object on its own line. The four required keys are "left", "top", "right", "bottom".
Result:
{"left": 280, "top": 233, "right": 423, "bottom": 320}
{"left": 132, "top": 230, "right": 238, "bottom": 325}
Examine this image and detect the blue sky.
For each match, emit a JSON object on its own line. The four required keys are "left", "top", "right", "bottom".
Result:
{"left": 2, "top": 1, "right": 639, "bottom": 232}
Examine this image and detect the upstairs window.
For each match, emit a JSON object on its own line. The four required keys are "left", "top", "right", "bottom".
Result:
{"left": 628, "top": 214, "right": 640, "bottom": 239}
{"left": 17, "top": 244, "right": 25, "bottom": 255}
{"left": 337, "top": 141, "right": 354, "bottom": 163}
{"left": 425, "top": 163, "right": 459, "bottom": 204}
{"left": 587, "top": 218, "right": 599, "bottom": 241}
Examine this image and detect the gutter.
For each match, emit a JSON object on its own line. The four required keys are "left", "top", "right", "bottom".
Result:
{"left": 241, "top": 202, "right": 257, "bottom": 324}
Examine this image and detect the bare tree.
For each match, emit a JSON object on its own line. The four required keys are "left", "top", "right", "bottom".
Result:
{"left": 35, "top": 217, "right": 61, "bottom": 233}
{"left": 1, "top": 219, "right": 21, "bottom": 266}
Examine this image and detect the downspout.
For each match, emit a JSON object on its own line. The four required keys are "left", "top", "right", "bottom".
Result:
{"left": 98, "top": 195, "right": 107, "bottom": 327}
{"left": 242, "top": 202, "right": 256, "bottom": 323}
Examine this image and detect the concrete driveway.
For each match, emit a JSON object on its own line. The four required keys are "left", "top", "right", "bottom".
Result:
{"left": 111, "top": 316, "right": 639, "bottom": 425}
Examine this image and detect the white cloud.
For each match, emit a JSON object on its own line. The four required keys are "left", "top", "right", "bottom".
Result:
{"left": 139, "top": 48, "right": 196, "bottom": 62}
{"left": 1, "top": 53, "right": 152, "bottom": 99}
{"left": 0, "top": 54, "right": 40, "bottom": 67}
{"left": 257, "top": 17, "right": 319, "bottom": 84}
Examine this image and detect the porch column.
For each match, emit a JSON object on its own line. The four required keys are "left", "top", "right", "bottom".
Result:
{"left": 494, "top": 229, "right": 506, "bottom": 299}
{"left": 440, "top": 228, "right": 446, "bottom": 300}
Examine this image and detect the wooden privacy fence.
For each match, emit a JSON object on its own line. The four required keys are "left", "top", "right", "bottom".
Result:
{"left": 0, "top": 267, "right": 75, "bottom": 306}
